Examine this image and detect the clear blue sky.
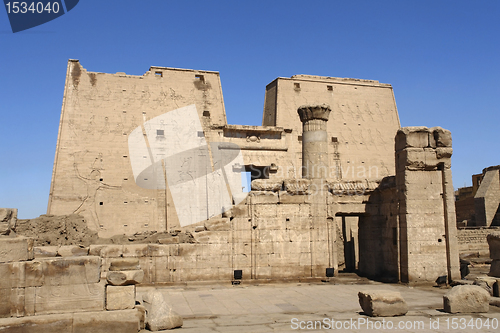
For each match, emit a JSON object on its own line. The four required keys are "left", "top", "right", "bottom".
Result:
{"left": 1, "top": 1, "right": 499, "bottom": 218}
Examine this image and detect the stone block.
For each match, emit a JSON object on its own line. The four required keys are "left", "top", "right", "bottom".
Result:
{"left": 100, "top": 245, "right": 124, "bottom": 258}
{"left": 251, "top": 179, "right": 283, "bottom": 191}
{"left": 0, "top": 236, "right": 33, "bottom": 263}
{"left": 253, "top": 217, "right": 283, "bottom": 230}
{"left": 279, "top": 191, "right": 307, "bottom": 204}
{"left": 204, "top": 218, "right": 230, "bottom": 231}
{"left": 36, "top": 256, "right": 101, "bottom": 286}
{"left": 73, "top": 309, "right": 141, "bottom": 333}
{"left": 0, "top": 288, "right": 25, "bottom": 318}
{"left": 249, "top": 191, "right": 279, "bottom": 204}
{"left": 142, "top": 291, "right": 182, "bottom": 331}
{"left": 148, "top": 244, "right": 174, "bottom": 257}
{"left": 122, "top": 244, "right": 148, "bottom": 257}
{"left": 57, "top": 245, "right": 89, "bottom": 257}
{"left": 489, "top": 259, "right": 500, "bottom": 278}
{"left": 24, "top": 286, "right": 35, "bottom": 316}
{"left": 150, "top": 257, "right": 168, "bottom": 283}
{"left": 487, "top": 233, "right": 500, "bottom": 260}
{"left": 107, "top": 269, "right": 144, "bottom": 286}
{"left": 34, "top": 246, "right": 58, "bottom": 258}
{"left": 0, "top": 313, "right": 73, "bottom": 332}
{"left": 89, "top": 244, "right": 107, "bottom": 256}
{"left": 431, "top": 126, "right": 452, "bottom": 147}
{"left": 395, "top": 126, "right": 430, "bottom": 151}
{"left": 358, "top": 290, "right": 408, "bottom": 317}
{"left": 34, "top": 282, "right": 105, "bottom": 315}
{"left": 228, "top": 204, "right": 249, "bottom": 218}
{"left": 253, "top": 205, "right": 278, "bottom": 218}
{"left": 0, "top": 262, "right": 25, "bottom": 289}
{"left": 25, "top": 261, "right": 43, "bottom": 287}
{"left": 443, "top": 285, "right": 490, "bottom": 313}
{"left": 106, "top": 285, "right": 136, "bottom": 310}
{"left": 109, "top": 258, "right": 140, "bottom": 271}
{"left": 284, "top": 179, "right": 311, "bottom": 194}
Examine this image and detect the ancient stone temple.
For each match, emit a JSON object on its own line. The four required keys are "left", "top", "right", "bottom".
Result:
{"left": 45, "top": 60, "right": 459, "bottom": 284}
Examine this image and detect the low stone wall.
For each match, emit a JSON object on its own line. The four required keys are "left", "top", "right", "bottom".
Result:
{"left": 457, "top": 227, "right": 500, "bottom": 256}
{"left": 0, "top": 236, "right": 143, "bottom": 332}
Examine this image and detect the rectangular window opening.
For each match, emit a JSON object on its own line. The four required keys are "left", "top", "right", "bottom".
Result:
{"left": 203, "top": 111, "right": 210, "bottom": 117}
{"left": 298, "top": 135, "right": 302, "bottom": 142}
{"left": 157, "top": 129, "right": 164, "bottom": 136}
{"left": 294, "top": 83, "right": 301, "bottom": 89}
{"left": 155, "top": 71, "right": 163, "bottom": 77}
{"left": 195, "top": 74, "right": 205, "bottom": 82}
{"left": 99, "top": 202, "right": 103, "bottom": 206}
{"left": 327, "top": 85, "right": 333, "bottom": 91}
{"left": 331, "top": 137, "right": 338, "bottom": 143}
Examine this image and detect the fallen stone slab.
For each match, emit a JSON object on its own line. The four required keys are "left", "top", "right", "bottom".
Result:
{"left": 143, "top": 291, "right": 183, "bottom": 331}
{"left": 0, "top": 313, "right": 72, "bottom": 333}
{"left": 109, "top": 258, "right": 141, "bottom": 271}
{"left": 358, "top": 290, "right": 408, "bottom": 317}
{"left": 107, "top": 269, "right": 144, "bottom": 286}
{"left": 0, "top": 236, "right": 33, "bottom": 263}
{"left": 443, "top": 285, "right": 490, "bottom": 313}
{"left": 0, "top": 310, "right": 141, "bottom": 333}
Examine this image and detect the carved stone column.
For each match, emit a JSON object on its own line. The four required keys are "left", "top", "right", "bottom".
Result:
{"left": 297, "top": 104, "right": 332, "bottom": 179}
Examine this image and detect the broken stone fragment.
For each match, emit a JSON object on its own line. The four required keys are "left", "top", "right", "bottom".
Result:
{"left": 0, "top": 208, "right": 17, "bottom": 235}
{"left": 358, "top": 290, "right": 408, "bottom": 317}
{"left": 443, "top": 285, "right": 490, "bottom": 313}
{"left": 474, "top": 276, "right": 497, "bottom": 296}
{"left": 109, "top": 258, "right": 140, "bottom": 271}
{"left": 487, "top": 233, "right": 500, "bottom": 260}
{"left": 107, "top": 270, "right": 144, "bottom": 286}
{"left": 142, "top": 291, "right": 183, "bottom": 331}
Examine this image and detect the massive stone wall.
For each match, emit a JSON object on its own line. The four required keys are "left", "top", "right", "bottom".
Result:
{"left": 48, "top": 62, "right": 402, "bottom": 238}
{"left": 48, "top": 60, "right": 227, "bottom": 237}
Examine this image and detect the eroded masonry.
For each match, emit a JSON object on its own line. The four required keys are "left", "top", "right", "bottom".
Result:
{"left": 42, "top": 59, "right": 461, "bottom": 284}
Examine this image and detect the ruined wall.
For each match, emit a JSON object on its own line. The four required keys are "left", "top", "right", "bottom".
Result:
{"left": 263, "top": 75, "right": 401, "bottom": 181}
{"left": 474, "top": 166, "right": 500, "bottom": 227}
{"left": 457, "top": 228, "right": 500, "bottom": 256}
{"left": 359, "top": 177, "right": 399, "bottom": 281}
{"left": 395, "top": 127, "right": 460, "bottom": 283}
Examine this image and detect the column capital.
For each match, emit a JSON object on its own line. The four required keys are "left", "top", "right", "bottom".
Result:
{"left": 297, "top": 104, "right": 331, "bottom": 123}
